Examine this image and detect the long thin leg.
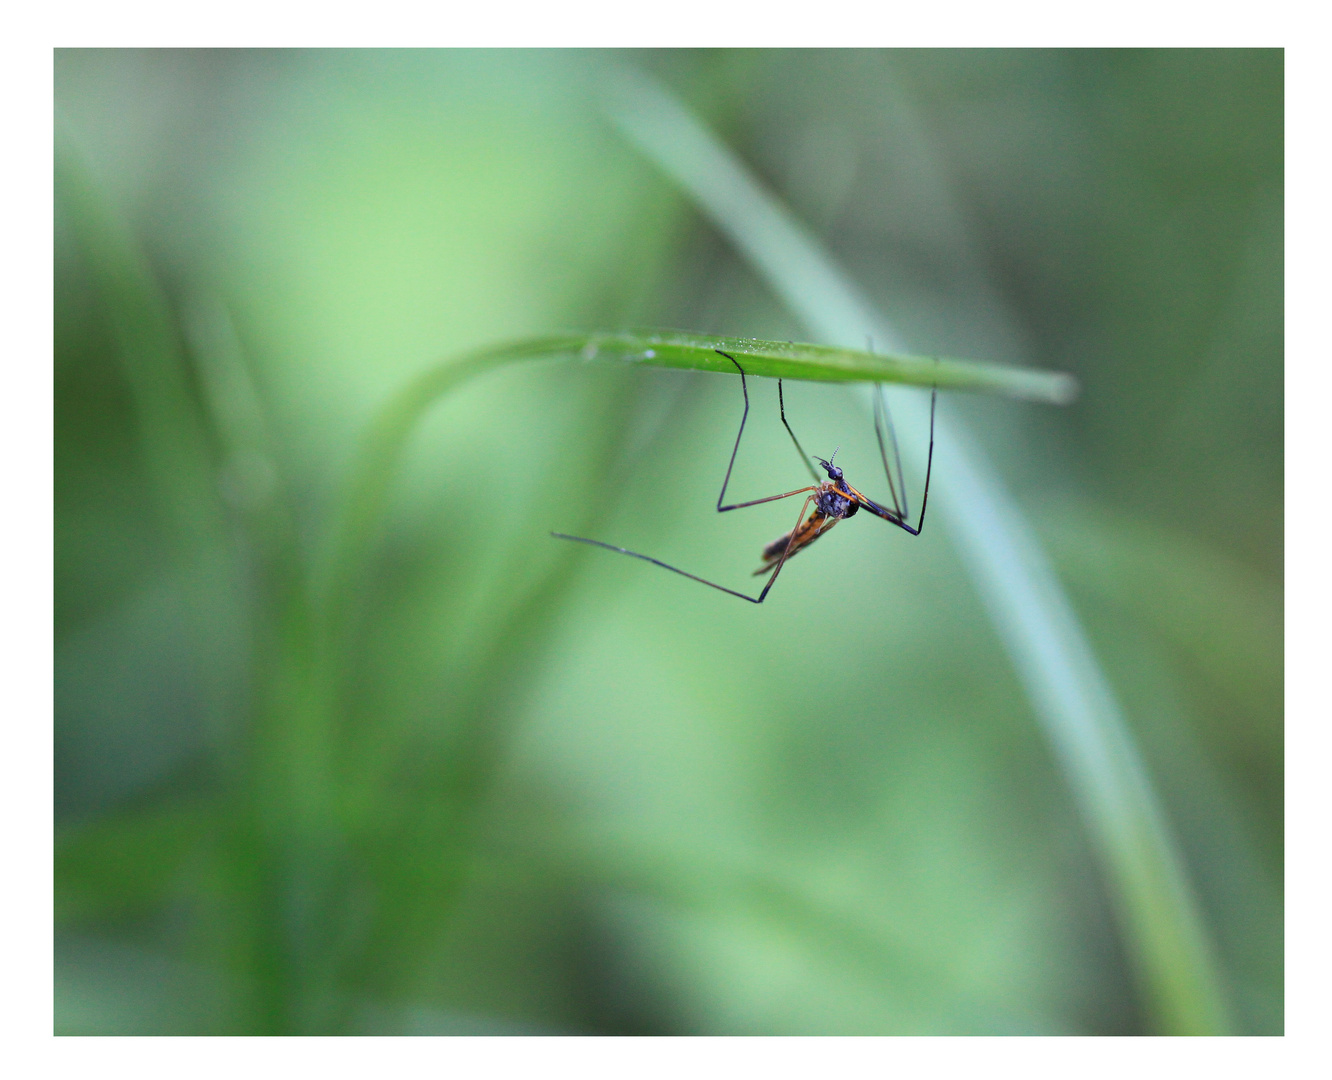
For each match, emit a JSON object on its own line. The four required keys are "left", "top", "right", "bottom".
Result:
{"left": 779, "top": 378, "right": 821, "bottom": 483}
{"left": 750, "top": 494, "right": 818, "bottom": 600}
{"left": 868, "top": 336, "right": 906, "bottom": 519}
{"left": 552, "top": 494, "right": 817, "bottom": 605}
{"left": 874, "top": 384, "right": 909, "bottom": 520}
{"left": 715, "top": 349, "right": 818, "bottom": 510}
{"left": 859, "top": 384, "right": 936, "bottom": 536}
{"left": 911, "top": 384, "right": 937, "bottom": 535}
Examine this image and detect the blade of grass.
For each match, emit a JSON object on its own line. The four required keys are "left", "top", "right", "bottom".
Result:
{"left": 323, "top": 370, "right": 646, "bottom": 1010}
{"left": 586, "top": 330, "right": 1076, "bottom": 401}
{"left": 55, "top": 125, "right": 222, "bottom": 553}
{"left": 57, "top": 122, "right": 381, "bottom": 1033}
{"left": 604, "top": 65, "right": 1228, "bottom": 1034}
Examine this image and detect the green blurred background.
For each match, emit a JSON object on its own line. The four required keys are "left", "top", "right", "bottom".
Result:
{"left": 54, "top": 49, "right": 1282, "bottom": 1035}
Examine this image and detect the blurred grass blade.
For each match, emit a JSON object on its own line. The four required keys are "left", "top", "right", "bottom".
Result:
{"left": 604, "top": 66, "right": 1228, "bottom": 1034}
{"left": 55, "top": 124, "right": 223, "bottom": 552}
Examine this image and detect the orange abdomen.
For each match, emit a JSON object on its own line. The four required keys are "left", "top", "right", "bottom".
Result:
{"left": 754, "top": 511, "right": 829, "bottom": 573}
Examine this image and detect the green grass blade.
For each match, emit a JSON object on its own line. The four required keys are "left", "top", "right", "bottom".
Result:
{"left": 605, "top": 65, "right": 1229, "bottom": 1035}
{"left": 55, "top": 125, "right": 223, "bottom": 552}
{"left": 582, "top": 330, "right": 1077, "bottom": 402}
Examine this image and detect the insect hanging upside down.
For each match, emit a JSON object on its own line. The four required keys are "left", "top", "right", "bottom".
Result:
{"left": 553, "top": 348, "right": 937, "bottom": 604}
{"left": 751, "top": 448, "right": 867, "bottom": 576}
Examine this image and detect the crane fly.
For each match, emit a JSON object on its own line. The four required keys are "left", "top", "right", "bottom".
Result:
{"left": 552, "top": 349, "right": 936, "bottom": 604}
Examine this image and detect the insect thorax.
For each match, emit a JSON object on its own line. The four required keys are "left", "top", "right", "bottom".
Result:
{"left": 815, "top": 485, "right": 858, "bottom": 519}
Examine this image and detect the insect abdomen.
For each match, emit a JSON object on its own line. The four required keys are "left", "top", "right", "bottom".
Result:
{"left": 753, "top": 512, "right": 830, "bottom": 575}
{"left": 760, "top": 533, "right": 792, "bottom": 563}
